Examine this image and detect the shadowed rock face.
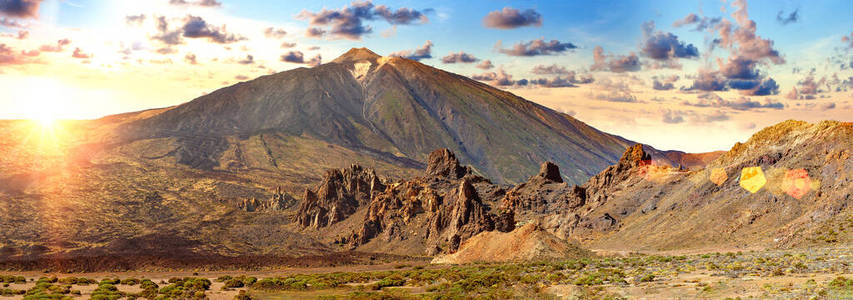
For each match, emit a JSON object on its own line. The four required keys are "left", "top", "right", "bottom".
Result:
{"left": 537, "top": 162, "right": 564, "bottom": 183}
{"left": 426, "top": 148, "right": 471, "bottom": 179}
{"left": 296, "top": 164, "right": 385, "bottom": 228}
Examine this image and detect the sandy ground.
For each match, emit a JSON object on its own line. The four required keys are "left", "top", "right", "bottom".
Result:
{"left": 546, "top": 272, "right": 853, "bottom": 299}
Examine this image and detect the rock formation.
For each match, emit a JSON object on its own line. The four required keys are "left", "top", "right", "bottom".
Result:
{"left": 425, "top": 148, "right": 472, "bottom": 180}
{"left": 238, "top": 187, "right": 296, "bottom": 212}
{"left": 296, "top": 164, "right": 385, "bottom": 228}
{"left": 500, "top": 162, "right": 584, "bottom": 221}
{"left": 340, "top": 148, "right": 514, "bottom": 255}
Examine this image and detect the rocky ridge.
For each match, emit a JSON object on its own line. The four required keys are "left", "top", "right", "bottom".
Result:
{"left": 298, "top": 148, "right": 514, "bottom": 255}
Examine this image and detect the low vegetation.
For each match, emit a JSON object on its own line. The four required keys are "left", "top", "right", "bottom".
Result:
{"left": 0, "top": 247, "right": 849, "bottom": 299}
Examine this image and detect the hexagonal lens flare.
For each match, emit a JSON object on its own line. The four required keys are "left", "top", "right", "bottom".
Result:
{"left": 739, "top": 167, "right": 767, "bottom": 193}
{"left": 710, "top": 168, "right": 727, "bottom": 186}
{"left": 782, "top": 168, "right": 811, "bottom": 199}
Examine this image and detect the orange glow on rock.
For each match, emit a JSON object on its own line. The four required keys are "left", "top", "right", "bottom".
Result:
{"left": 710, "top": 168, "right": 727, "bottom": 186}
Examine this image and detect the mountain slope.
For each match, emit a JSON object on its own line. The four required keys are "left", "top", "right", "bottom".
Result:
{"left": 121, "top": 48, "right": 640, "bottom": 184}
{"left": 505, "top": 120, "right": 853, "bottom": 251}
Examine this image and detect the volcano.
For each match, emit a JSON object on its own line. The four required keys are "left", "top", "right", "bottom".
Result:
{"left": 120, "top": 47, "right": 670, "bottom": 185}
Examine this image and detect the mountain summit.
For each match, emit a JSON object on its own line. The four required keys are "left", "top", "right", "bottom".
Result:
{"left": 122, "top": 48, "right": 648, "bottom": 184}
{"left": 331, "top": 47, "right": 382, "bottom": 63}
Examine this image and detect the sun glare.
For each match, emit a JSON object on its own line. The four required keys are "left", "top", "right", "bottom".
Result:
{"left": 15, "top": 78, "right": 71, "bottom": 127}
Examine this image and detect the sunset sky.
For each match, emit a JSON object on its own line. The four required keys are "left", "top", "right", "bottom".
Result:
{"left": 0, "top": 0, "right": 851, "bottom": 152}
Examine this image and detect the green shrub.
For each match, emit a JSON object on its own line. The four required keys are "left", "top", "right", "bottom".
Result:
{"left": 234, "top": 290, "right": 252, "bottom": 300}
{"left": 370, "top": 275, "right": 406, "bottom": 290}
{"left": 223, "top": 278, "right": 245, "bottom": 289}
{"left": 638, "top": 274, "right": 655, "bottom": 282}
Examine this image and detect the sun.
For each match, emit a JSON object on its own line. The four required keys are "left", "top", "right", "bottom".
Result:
{"left": 34, "top": 111, "right": 59, "bottom": 129}
{"left": 14, "top": 78, "right": 72, "bottom": 129}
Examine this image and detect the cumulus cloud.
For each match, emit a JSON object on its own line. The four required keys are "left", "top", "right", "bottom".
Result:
{"left": 0, "top": 17, "right": 26, "bottom": 28}
{"left": 683, "top": 0, "right": 785, "bottom": 96}
{"left": 280, "top": 42, "right": 296, "bottom": 48}
{"left": 280, "top": 51, "right": 305, "bottom": 63}
{"left": 495, "top": 38, "right": 576, "bottom": 56}
{"left": 152, "top": 15, "right": 244, "bottom": 45}
{"left": 776, "top": 9, "right": 798, "bottom": 25}
{"left": 264, "top": 27, "right": 287, "bottom": 39}
{"left": 125, "top": 14, "right": 145, "bottom": 25}
{"left": 441, "top": 51, "right": 478, "bottom": 64}
{"left": 661, "top": 109, "right": 685, "bottom": 124}
{"left": 537, "top": 67, "right": 593, "bottom": 85}
{"left": 640, "top": 21, "right": 699, "bottom": 63}
{"left": 786, "top": 72, "right": 825, "bottom": 99}
{"left": 71, "top": 47, "right": 91, "bottom": 59}
{"left": 237, "top": 54, "right": 253, "bottom": 64}
{"left": 389, "top": 40, "right": 433, "bottom": 61}
{"left": 297, "top": 1, "right": 429, "bottom": 40}
{"left": 682, "top": 93, "right": 783, "bottom": 110}
{"left": 595, "top": 91, "right": 639, "bottom": 103}
{"left": 169, "top": 0, "right": 221, "bottom": 7}
{"left": 156, "top": 47, "right": 176, "bottom": 55}
{"left": 184, "top": 53, "right": 197, "bottom": 64}
{"left": 531, "top": 64, "right": 569, "bottom": 75}
{"left": 472, "top": 65, "right": 591, "bottom": 88}
{"left": 0, "top": 0, "right": 42, "bottom": 19}
{"left": 591, "top": 46, "right": 641, "bottom": 72}
{"left": 182, "top": 15, "right": 245, "bottom": 44}
{"left": 525, "top": 77, "right": 578, "bottom": 88}
{"left": 305, "top": 27, "right": 326, "bottom": 38}
{"left": 672, "top": 13, "right": 721, "bottom": 31}
{"left": 592, "top": 78, "right": 639, "bottom": 102}
{"left": 652, "top": 75, "right": 680, "bottom": 90}
{"left": 38, "top": 38, "right": 70, "bottom": 52}
{"left": 471, "top": 67, "right": 517, "bottom": 86}
{"left": 373, "top": 5, "right": 429, "bottom": 24}
{"left": 0, "top": 43, "right": 27, "bottom": 64}
{"left": 686, "top": 69, "right": 727, "bottom": 91}
{"left": 476, "top": 59, "right": 494, "bottom": 70}
{"left": 482, "top": 7, "right": 542, "bottom": 29}
{"left": 279, "top": 51, "right": 321, "bottom": 67}
{"left": 307, "top": 54, "right": 322, "bottom": 67}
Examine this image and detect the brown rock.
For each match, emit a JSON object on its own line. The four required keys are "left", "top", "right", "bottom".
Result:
{"left": 342, "top": 149, "right": 512, "bottom": 255}
{"left": 296, "top": 164, "right": 385, "bottom": 228}
{"left": 238, "top": 186, "right": 296, "bottom": 212}
{"left": 426, "top": 148, "right": 470, "bottom": 179}
{"left": 537, "top": 162, "right": 563, "bottom": 183}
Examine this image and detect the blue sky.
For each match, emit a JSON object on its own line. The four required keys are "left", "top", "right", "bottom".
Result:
{"left": 0, "top": 0, "right": 851, "bottom": 152}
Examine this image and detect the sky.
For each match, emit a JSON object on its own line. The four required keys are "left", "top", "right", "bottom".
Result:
{"left": 0, "top": 0, "right": 851, "bottom": 152}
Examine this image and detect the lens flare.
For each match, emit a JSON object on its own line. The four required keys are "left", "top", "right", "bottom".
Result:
{"left": 782, "top": 169, "right": 811, "bottom": 199}
{"left": 739, "top": 166, "right": 766, "bottom": 193}
{"left": 710, "top": 168, "right": 728, "bottom": 186}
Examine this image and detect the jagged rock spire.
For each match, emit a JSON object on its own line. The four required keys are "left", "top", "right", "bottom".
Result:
{"left": 537, "top": 162, "right": 563, "bottom": 183}
{"left": 426, "top": 148, "right": 470, "bottom": 179}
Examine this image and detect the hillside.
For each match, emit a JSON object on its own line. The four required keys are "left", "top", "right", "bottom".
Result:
{"left": 505, "top": 120, "right": 853, "bottom": 251}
